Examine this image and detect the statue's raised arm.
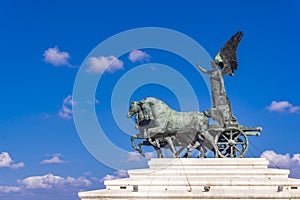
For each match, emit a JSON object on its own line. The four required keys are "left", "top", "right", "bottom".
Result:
{"left": 196, "top": 64, "right": 214, "bottom": 74}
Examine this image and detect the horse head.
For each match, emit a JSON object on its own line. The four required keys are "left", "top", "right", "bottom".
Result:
{"left": 127, "top": 101, "right": 141, "bottom": 118}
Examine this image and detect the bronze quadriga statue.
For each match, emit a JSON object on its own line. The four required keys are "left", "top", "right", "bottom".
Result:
{"left": 127, "top": 31, "right": 262, "bottom": 158}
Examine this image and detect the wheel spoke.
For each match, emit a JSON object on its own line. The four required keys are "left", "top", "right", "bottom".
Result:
{"left": 230, "top": 130, "right": 233, "bottom": 140}
{"left": 230, "top": 146, "right": 233, "bottom": 157}
{"left": 236, "top": 141, "right": 245, "bottom": 145}
{"left": 233, "top": 133, "right": 242, "bottom": 140}
{"left": 234, "top": 146, "right": 243, "bottom": 154}
{"left": 217, "top": 142, "right": 228, "bottom": 145}
{"left": 223, "top": 145, "right": 230, "bottom": 153}
{"left": 222, "top": 134, "right": 229, "bottom": 141}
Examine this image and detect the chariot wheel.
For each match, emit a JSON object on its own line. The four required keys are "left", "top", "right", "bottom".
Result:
{"left": 215, "top": 127, "right": 248, "bottom": 158}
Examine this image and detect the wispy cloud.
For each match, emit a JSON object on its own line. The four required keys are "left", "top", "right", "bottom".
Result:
{"left": 83, "top": 171, "right": 91, "bottom": 176}
{"left": 0, "top": 185, "right": 22, "bottom": 193}
{"left": 43, "top": 46, "right": 73, "bottom": 67}
{"left": 41, "top": 154, "right": 68, "bottom": 165}
{"left": 150, "top": 65, "right": 158, "bottom": 71}
{"left": 126, "top": 151, "right": 154, "bottom": 162}
{"left": 261, "top": 150, "right": 300, "bottom": 178}
{"left": 0, "top": 152, "right": 24, "bottom": 169}
{"left": 100, "top": 170, "right": 128, "bottom": 182}
{"left": 18, "top": 174, "right": 91, "bottom": 189}
{"left": 85, "top": 98, "right": 99, "bottom": 105}
{"left": 59, "top": 95, "right": 75, "bottom": 120}
{"left": 128, "top": 49, "right": 150, "bottom": 63}
{"left": 267, "top": 101, "right": 300, "bottom": 113}
{"left": 86, "top": 56, "right": 123, "bottom": 74}
{"left": 289, "top": 105, "right": 300, "bottom": 113}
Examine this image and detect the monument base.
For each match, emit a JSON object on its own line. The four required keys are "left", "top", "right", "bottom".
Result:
{"left": 78, "top": 158, "right": 300, "bottom": 199}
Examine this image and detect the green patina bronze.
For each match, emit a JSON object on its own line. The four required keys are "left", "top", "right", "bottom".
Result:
{"left": 127, "top": 31, "right": 262, "bottom": 158}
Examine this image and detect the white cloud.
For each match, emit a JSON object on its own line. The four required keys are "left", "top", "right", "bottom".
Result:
{"left": 267, "top": 101, "right": 300, "bottom": 113}
{"left": 0, "top": 152, "right": 24, "bottom": 169}
{"left": 18, "top": 174, "right": 91, "bottom": 189}
{"left": 62, "top": 95, "right": 75, "bottom": 106}
{"left": 86, "top": 56, "right": 123, "bottom": 74}
{"left": 127, "top": 152, "right": 141, "bottom": 162}
{"left": 144, "top": 152, "right": 155, "bottom": 159}
{"left": 128, "top": 49, "right": 150, "bottom": 63}
{"left": 0, "top": 186, "right": 22, "bottom": 193}
{"left": 267, "top": 101, "right": 292, "bottom": 112}
{"left": 289, "top": 106, "right": 300, "bottom": 113}
{"left": 261, "top": 150, "right": 300, "bottom": 178}
{"left": 41, "top": 154, "right": 68, "bottom": 165}
{"left": 43, "top": 46, "right": 72, "bottom": 67}
{"left": 126, "top": 151, "right": 154, "bottom": 162}
{"left": 59, "top": 95, "right": 74, "bottom": 120}
{"left": 59, "top": 105, "right": 72, "bottom": 119}
{"left": 100, "top": 170, "right": 128, "bottom": 182}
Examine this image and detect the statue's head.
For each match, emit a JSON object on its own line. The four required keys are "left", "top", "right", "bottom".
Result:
{"left": 211, "top": 61, "right": 219, "bottom": 70}
{"left": 127, "top": 101, "right": 141, "bottom": 118}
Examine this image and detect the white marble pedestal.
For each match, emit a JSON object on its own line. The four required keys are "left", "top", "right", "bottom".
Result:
{"left": 78, "top": 158, "right": 300, "bottom": 199}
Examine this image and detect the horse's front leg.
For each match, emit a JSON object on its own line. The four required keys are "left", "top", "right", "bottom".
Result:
{"left": 165, "top": 136, "right": 177, "bottom": 158}
{"left": 138, "top": 141, "right": 146, "bottom": 157}
{"left": 131, "top": 135, "right": 142, "bottom": 153}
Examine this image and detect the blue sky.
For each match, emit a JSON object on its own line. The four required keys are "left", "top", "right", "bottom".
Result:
{"left": 0, "top": 0, "right": 300, "bottom": 199}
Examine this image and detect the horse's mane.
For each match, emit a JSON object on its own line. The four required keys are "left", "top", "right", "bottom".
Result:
{"left": 141, "top": 97, "right": 176, "bottom": 112}
{"left": 141, "top": 97, "right": 166, "bottom": 106}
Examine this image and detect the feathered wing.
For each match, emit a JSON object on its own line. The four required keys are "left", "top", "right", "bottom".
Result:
{"left": 214, "top": 31, "right": 244, "bottom": 76}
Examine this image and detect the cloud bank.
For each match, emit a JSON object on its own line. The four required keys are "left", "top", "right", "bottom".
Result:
{"left": 0, "top": 186, "right": 22, "bottom": 193}
{"left": 261, "top": 150, "right": 300, "bottom": 178}
{"left": 18, "top": 173, "right": 91, "bottom": 189}
{"left": 100, "top": 170, "right": 128, "bottom": 182}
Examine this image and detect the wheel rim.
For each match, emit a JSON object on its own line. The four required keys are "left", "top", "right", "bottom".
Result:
{"left": 215, "top": 128, "right": 248, "bottom": 158}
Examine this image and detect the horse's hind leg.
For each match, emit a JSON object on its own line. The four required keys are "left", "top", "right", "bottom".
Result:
{"left": 154, "top": 146, "right": 163, "bottom": 158}
{"left": 186, "top": 141, "right": 200, "bottom": 158}
{"left": 197, "top": 145, "right": 207, "bottom": 158}
{"left": 200, "top": 131, "right": 218, "bottom": 158}
{"left": 165, "top": 136, "right": 177, "bottom": 158}
{"left": 175, "top": 146, "right": 186, "bottom": 157}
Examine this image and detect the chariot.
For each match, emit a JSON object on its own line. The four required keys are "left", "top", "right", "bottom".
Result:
{"left": 208, "top": 121, "right": 262, "bottom": 158}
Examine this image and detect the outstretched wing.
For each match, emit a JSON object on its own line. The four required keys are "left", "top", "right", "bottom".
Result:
{"left": 214, "top": 31, "right": 244, "bottom": 76}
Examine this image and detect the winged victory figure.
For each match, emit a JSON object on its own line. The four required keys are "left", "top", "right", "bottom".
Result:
{"left": 196, "top": 31, "right": 244, "bottom": 127}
